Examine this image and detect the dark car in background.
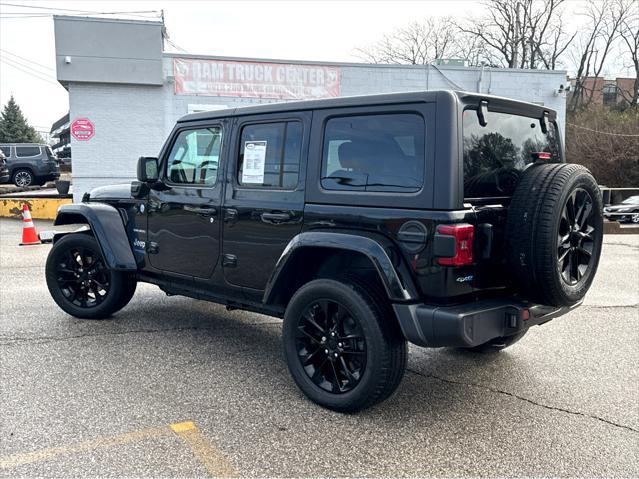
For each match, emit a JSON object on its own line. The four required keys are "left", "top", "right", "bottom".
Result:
{"left": 0, "top": 143, "right": 60, "bottom": 187}
{"left": 604, "top": 195, "right": 639, "bottom": 223}
{"left": 0, "top": 149, "right": 9, "bottom": 183}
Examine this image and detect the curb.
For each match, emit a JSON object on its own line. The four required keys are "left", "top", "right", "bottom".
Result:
{"left": 0, "top": 198, "right": 72, "bottom": 220}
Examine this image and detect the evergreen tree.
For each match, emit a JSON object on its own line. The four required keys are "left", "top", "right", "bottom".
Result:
{"left": 0, "top": 96, "right": 44, "bottom": 143}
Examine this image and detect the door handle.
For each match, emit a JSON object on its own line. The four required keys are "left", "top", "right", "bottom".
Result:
{"left": 261, "top": 211, "right": 292, "bottom": 222}
{"left": 184, "top": 205, "right": 217, "bottom": 216}
{"left": 224, "top": 208, "right": 239, "bottom": 223}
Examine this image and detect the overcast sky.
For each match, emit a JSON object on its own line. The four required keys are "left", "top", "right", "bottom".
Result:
{"left": 0, "top": 0, "right": 635, "bottom": 136}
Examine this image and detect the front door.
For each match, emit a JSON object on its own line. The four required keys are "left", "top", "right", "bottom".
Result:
{"left": 147, "top": 122, "right": 226, "bottom": 279}
{"left": 222, "top": 112, "right": 310, "bottom": 291}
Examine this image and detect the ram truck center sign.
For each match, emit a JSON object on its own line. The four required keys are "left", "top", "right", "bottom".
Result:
{"left": 174, "top": 58, "right": 341, "bottom": 100}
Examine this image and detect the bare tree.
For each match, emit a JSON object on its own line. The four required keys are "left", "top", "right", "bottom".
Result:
{"left": 619, "top": 1, "right": 639, "bottom": 106}
{"left": 355, "top": 17, "right": 470, "bottom": 65}
{"left": 569, "top": 0, "right": 632, "bottom": 110}
{"left": 458, "top": 0, "right": 571, "bottom": 69}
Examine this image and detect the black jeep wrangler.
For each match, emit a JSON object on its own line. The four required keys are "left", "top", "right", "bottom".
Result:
{"left": 45, "top": 91, "right": 603, "bottom": 412}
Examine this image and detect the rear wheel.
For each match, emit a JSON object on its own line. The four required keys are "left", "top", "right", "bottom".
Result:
{"left": 283, "top": 279, "right": 407, "bottom": 412}
{"left": 12, "top": 169, "right": 34, "bottom": 187}
{"left": 45, "top": 234, "right": 136, "bottom": 319}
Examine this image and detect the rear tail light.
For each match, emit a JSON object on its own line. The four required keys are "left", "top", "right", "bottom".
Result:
{"left": 436, "top": 224, "right": 474, "bottom": 266}
{"left": 531, "top": 151, "right": 552, "bottom": 162}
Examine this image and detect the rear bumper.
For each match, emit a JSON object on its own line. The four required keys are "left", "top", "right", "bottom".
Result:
{"left": 393, "top": 298, "right": 581, "bottom": 348}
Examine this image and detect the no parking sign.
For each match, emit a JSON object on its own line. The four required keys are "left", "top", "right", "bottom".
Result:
{"left": 71, "top": 117, "right": 95, "bottom": 141}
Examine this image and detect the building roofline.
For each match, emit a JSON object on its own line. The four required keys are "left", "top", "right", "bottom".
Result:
{"left": 163, "top": 52, "right": 567, "bottom": 75}
{"left": 53, "top": 14, "right": 163, "bottom": 26}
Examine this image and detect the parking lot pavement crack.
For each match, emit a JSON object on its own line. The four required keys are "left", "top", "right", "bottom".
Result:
{"left": 604, "top": 241, "right": 639, "bottom": 250}
{"left": 0, "top": 320, "right": 282, "bottom": 346}
{"left": 407, "top": 368, "right": 639, "bottom": 434}
{"left": 582, "top": 303, "right": 639, "bottom": 309}
{"left": 0, "top": 326, "right": 215, "bottom": 345}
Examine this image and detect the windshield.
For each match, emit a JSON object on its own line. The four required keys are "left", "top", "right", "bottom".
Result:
{"left": 463, "top": 109, "right": 560, "bottom": 199}
{"left": 621, "top": 195, "right": 639, "bottom": 205}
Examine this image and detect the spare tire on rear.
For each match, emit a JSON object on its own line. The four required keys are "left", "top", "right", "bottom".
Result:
{"left": 505, "top": 163, "right": 603, "bottom": 307}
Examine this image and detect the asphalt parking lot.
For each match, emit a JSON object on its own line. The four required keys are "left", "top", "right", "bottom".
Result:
{"left": 1, "top": 217, "right": 637, "bottom": 477}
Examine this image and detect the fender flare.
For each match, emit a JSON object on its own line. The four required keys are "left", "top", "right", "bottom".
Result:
{"left": 263, "top": 231, "right": 419, "bottom": 304}
{"left": 54, "top": 203, "right": 137, "bottom": 271}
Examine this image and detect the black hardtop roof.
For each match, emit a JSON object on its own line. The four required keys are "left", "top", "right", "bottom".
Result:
{"left": 178, "top": 90, "right": 557, "bottom": 123}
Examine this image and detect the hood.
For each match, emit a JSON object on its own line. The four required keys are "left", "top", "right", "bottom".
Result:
{"left": 89, "top": 183, "right": 132, "bottom": 200}
{"left": 606, "top": 204, "right": 638, "bottom": 211}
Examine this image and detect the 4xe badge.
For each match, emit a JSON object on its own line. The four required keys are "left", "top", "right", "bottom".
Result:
{"left": 456, "top": 275, "right": 474, "bottom": 283}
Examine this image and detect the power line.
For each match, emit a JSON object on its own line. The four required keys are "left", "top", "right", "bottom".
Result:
{"left": 0, "top": 12, "right": 162, "bottom": 20}
{"left": 0, "top": 58, "right": 60, "bottom": 86}
{"left": 165, "top": 38, "right": 189, "bottom": 54}
{"left": 0, "top": 53, "right": 57, "bottom": 80}
{"left": 0, "top": 3, "right": 160, "bottom": 15}
{"left": 567, "top": 123, "right": 639, "bottom": 137}
{"left": 0, "top": 48, "right": 55, "bottom": 72}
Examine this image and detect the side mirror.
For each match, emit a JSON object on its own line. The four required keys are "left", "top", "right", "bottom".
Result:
{"left": 137, "top": 156, "right": 159, "bottom": 183}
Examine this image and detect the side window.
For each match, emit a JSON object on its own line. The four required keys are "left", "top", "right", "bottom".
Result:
{"left": 0, "top": 145, "right": 10, "bottom": 157}
{"left": 16, "top": 146, "right": 41, "bottom": 157}
{"left": 166, "top": 127, "right": 222, "bottom": 186}
{"left": 238, "top": 121, "right": 302, "bottom": 189}
{"left": 321, "top": 113, "right": 425, "bottom": 193}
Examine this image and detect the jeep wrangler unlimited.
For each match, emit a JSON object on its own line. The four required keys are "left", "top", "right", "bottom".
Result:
{"left": 45, "top": 91, "right": 603, "bottom": 412}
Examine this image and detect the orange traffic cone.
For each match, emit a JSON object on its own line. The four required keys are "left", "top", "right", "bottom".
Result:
{"left": 20, "top": 204, "right": 41, "bottom": 246}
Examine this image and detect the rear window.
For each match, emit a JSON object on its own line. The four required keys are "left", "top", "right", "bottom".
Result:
{"left": 321, "top": 113, "right": 425, "bottom": 193}
{"left": 15, "top": 146, "right": 41, "bottom": 158}
{"left": 463, "top": 109, "right": 559, "bottom": 199}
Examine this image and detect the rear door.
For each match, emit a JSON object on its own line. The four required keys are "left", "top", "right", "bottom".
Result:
{"left": 222, "top": 112, "right": 310, "bottom": 291}
{"left": 461, "top": 105, "right": 562, "bottom": 290}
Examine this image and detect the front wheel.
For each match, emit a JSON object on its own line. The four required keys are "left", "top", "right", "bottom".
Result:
{"left": 282, "top": 279, "right": 407, "bottom": 413}
{"left": 45, "top": 233, "right": 136, "bottom": 319}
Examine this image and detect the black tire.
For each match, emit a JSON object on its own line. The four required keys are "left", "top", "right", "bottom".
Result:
{"left": 116, "top": 274, "right": 137, "bottom": 310}
{"left": 506, "top": 163, "right": 603, "bottom": 307}
{"left": 465, "top": 330, "right": 527, "bottom": 353}
{"left": 12, "top": 168, "right": 34, "bottom": 187}
{"left": 45, "top": 233, "right": 135, "bottom": 319}
{"left": 283, "top": 278, "right": 407, "bottom": 413}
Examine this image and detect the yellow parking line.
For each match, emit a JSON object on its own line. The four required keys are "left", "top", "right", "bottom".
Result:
{"left": 0, "top": 426, "right": 170, "bottom": 470}
{"left": 170, "top": 421, "right": 237, "bottom": 478}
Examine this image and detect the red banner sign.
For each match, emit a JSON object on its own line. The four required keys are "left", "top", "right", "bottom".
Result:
{"left": 173, "top": 58, "right": 340, "bottom": 100}
{"left": 70, "top": 118, "right": 94, "bottom": 141}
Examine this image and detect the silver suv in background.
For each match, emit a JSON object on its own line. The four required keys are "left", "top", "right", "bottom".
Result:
{"left": 0, "top": 143, "right": 60, "bottom": 187}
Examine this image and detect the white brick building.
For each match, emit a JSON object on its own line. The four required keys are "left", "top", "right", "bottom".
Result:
{"left": 54, "top": 16, "right": 569, "bottom": 201}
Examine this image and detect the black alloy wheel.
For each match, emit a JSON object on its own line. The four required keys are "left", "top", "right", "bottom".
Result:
{"left": 55, "top": 245, "right": 111, "bottom": 308}
{"left": 505, "top": 163, "right": 603, "bottom": 306}
{"left": 295, "top": 299, "right": 367, "bottom": 394}
{"left": 557, "top": 188, "right": 596, "bottom": 285}
{"left": 13, "top": 169, "right": 34, "bottom": 187}
{"left": 46, "top": 234, "right": 136, "bottom": 319}
{"left": 283, "top": 278, "right": 407, "bottom": 412}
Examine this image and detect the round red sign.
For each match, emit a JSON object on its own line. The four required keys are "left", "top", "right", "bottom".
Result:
{"left": 70, "top": 118, "right": 95, "bottom": 141}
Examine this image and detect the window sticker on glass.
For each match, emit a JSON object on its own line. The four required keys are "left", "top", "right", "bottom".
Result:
{"left": 241, "top": 140, "right": 267, "bottom": 184}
